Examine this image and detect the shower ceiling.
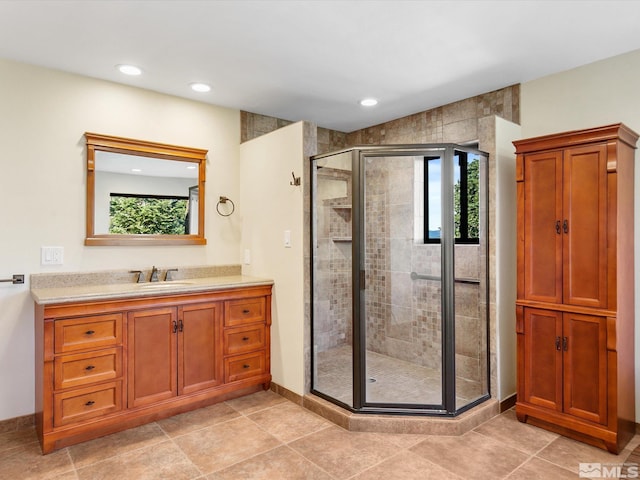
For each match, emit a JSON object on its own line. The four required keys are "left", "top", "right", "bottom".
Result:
{"left": 0, "top": 1, "right": 639, "bottom": 132}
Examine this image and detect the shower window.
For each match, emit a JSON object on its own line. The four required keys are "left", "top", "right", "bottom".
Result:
{"left": 424, "top": 151, "right": 480, "bottom": 244}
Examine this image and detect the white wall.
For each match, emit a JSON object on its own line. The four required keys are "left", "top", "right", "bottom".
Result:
{"left": 239, "top": 123, "right": 306, "bottom": 395}
{"left": 0, "top": 58, "right": 242, "bottom": 419}
{"left": 495, "top": 117, "right": 521, "bottom": 400}
{"left": 521, "top": 48, "right": 640, "bottom": 419}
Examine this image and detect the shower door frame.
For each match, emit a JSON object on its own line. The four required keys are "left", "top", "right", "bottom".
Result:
{"left": 310, "top": 144, "right": 491, "bottom": 416}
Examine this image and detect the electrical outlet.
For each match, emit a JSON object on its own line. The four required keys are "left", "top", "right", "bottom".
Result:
{"left": 243, "top": 249, "right": 251, "bottom": 265}
{"left": 41, "top": 246, "right": 64, "bottom": 265}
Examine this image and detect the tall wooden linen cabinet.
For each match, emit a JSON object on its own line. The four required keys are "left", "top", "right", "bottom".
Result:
{"left": 514, "top": 124, "right": 638, "bottom": 453}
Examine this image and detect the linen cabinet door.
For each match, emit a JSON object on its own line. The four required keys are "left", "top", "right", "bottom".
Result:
{"left": 562, "top": 144, "right": 608, "bottom": 308}
{"left": 522, "top": 151, "right": 563, "bottom": 304}
{"left": 522, "top": 308, "right": 563, "bottom": 411}
{"left": 127, "top": 308, "right": 178, "bottom": 408}
{"left": 562, "top": 312, "right": 607, "bottom": 425}
{"left": 178, "top": 302, "right": 223, "bottom": 395}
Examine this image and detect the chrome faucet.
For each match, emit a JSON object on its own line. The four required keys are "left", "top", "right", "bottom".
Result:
{"left": 150, "top": 266, "right": 159, "bottom": 282}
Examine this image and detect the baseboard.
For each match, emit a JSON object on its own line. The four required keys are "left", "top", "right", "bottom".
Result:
{"left": 270, "top": 382, "right": 304, "bottom": 406}
{"left": 500, "top": 393, "right": 517, "bottom": 412}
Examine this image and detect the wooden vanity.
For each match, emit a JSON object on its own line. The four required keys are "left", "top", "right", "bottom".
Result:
{"left": 33, "top": 277, "right": 272, "bottom": 454}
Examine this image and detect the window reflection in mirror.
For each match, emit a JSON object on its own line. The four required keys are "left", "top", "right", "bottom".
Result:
{"left": 85, "top": 133, "right": 207, "bottom": 246}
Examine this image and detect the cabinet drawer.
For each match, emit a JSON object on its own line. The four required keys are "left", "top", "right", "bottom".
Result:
{"left": 55, "top": 314, "right": 123, "bottom": 354}
{"left": 225, "top": 297, "right": 266, "bottom": 327}
{"left": 54, "top": 348, "right": 122, "bottom": 390}
{"left": 225, "top": 351, "right": 266, "bottom": 383}
{"left": 224, "top": 325, "right": 265, "bottom": 355}
{"left": 54, "top": 381, "right": 122, "bottom": 427}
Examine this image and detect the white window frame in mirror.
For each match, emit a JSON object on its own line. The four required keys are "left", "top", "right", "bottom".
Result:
{"left": 85, "top": 132, "right": 207, "bottom": 246}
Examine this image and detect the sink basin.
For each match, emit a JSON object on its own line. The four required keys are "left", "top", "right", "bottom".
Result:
{"left": 137, "top": 281, "right": 195, "bottom": 289}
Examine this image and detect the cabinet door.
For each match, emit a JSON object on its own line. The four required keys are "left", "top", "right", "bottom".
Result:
{"left": 178, "top": 302, "right": 223, "bottom": 395}
{"left": 522, "top": 308, "right": 563, "bottom": 411}
{"left": 522, "top": 151, "right": 563, "bottom": 303}
{"left": 562, "top": 144, "right": 608, "bottom": 308}
{"left": 563, "top": 312, "right": 607, "bottom": 425}
{"left": 127, "top": 308, "right": 177, "bottom": 408}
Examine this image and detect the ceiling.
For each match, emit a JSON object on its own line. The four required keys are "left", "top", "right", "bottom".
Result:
{"left": 1, "top": 1, "right": 639, "bottom": 133}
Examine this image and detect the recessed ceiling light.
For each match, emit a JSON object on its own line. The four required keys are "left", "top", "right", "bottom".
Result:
{"left": 360, "top": 98, "right": 378, "bottom": 107}
{"left": 117, "top": 64, "right": 142, "bottom": 76}
{"left": 131, "top": 168, "right": 142, "bottom": 173}
{"left": 186, "top": 165, "right": 196, "bottom": 170}
{"left": 190, "top": 82, "right": 211, "bottom": 93}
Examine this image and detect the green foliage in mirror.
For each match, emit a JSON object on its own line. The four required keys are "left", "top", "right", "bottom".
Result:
{"left": 109, "top": 196, "right": 188, "bottom": 235}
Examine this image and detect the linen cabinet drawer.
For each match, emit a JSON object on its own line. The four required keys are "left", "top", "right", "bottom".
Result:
{"left": 225, "top": 298, "right": 265, "bottom": 327}
{"left": 54, "top": 381, "right": 122, "bottom": 427}
{"left": 54, "top": 314, "right": 123, "bottom": 353}
{"left": 224, "top": 325, "right": 265, "bottom": 355}
{"left": 54, "top": 348, "right": 122, "bottom": 390}
{"left": 225, "top": 351, "right": 266, "bottom": 383}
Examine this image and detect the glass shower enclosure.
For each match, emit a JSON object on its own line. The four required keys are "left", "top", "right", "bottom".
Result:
{"left": 311, "top": 144, "right": 489, "bottom": 415}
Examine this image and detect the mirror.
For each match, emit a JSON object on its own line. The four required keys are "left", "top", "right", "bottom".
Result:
{"left": 85, "top": 132, "right": 207, "bottom": 246}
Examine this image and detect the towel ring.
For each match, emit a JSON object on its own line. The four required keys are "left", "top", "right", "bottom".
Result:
{"left": 216, "top": 196, "right": 235, "bottom": 217}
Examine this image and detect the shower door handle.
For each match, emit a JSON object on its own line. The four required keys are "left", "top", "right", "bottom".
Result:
{"left": 359, "top": 270, "right": 366, "bottom": 289}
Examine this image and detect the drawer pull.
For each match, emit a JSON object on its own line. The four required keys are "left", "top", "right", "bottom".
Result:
{"left": 85, "top": 365, "right": 95, "bottom": 371}
{"left": 242, "top": 309, "right": 250, "bottom": 314}
{"left": 85, "top": 400, "right": 95, "bottom": 406}
{"left": 85, "top": 330, "right": 95, "bottom": 335}
{"left": 242, "top": 336, "right": 250, "bottom": 341}
{"left": 243, "top": 364, "right": 250, "bottom": 369}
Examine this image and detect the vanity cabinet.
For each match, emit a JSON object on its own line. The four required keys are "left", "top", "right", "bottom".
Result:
{"left": 514, "top": 124, "right": 637, "bottom": 453}
{"left": 127, "top": 302, "right": 223, "bottom": 408}
{"left": 35, "top": 284, "right": 272, "bottom": 454}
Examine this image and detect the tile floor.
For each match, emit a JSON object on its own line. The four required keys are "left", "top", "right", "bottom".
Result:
{"left": 316, "top": 345, "right": 483, "bottom": 407}
{"left": 0, "top": 390, "right": 637, "bottom": 479}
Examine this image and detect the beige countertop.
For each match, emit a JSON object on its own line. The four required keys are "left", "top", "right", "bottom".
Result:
{"left": 31, "top": 275, "right": 274, "bottom": 305}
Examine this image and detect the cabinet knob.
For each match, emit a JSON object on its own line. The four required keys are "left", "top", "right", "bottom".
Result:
{"left": 85, "top": 330, "right": 95, "bottom": 335}
{"left": 85, "top": 365, "right": 95, "bottom": 371}
{"left": 85, "top": 400, "right": 95, "bottom": 406}
{"left": 555, "top": 221, "right": 561, "bottom": 234}
{"left": 563, "top": 219, "right": 568, "bottom": 234}
{"left": 242, "top": 309, "right": 250, "bottom": 314}
{"left": 242, "top": 336, "right": 250, "bottom": 341}
{"left": 242, "top": 364, "right": 250, "bottom": 369}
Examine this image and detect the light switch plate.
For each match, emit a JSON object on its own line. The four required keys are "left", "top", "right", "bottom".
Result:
{"left": 284, "top": 230, "right": 291, "bottom": 248}
{"left": 41, "top": 246, "right": 64, "bottom": 265}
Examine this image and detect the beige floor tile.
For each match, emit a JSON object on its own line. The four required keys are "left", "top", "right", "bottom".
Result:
{"left": 0, "top": 442, "right": 74, "bottom": 480}
{"left": 351, "top": 450, "right": 464, "bottom": 480}
{"left": 51, "top": 471, "right": 79, "bottom": 480}
{"left": 225, "top": 389, "right": 287, "bottom": 414}
{"left": 157, "top": 402, "right": 241, "bottom": 437}
{"left": 537, "top": 435, "right": 629, "bottom": 473}
{"left": 68, "top": 422, "right": 168, "bottom": 468}
{"left": 75, "top": 440, "right": 199, "bottom": 480}
{"left": 289, "top": 426, "right": 397, "bottom": 480}
{"left": 473, "top": 409, "right": 558, "bottom": 454}
{"left": 372, "top": 432, "right": 429, "bottom": 449}
{"left": 0, "top": 426, "right": 39, "bottom": 453}
{"left": 505, "top": 457, "right": 577, "bottom": 479}
{"left": 207, "top": 445, "right": 333, "bottom": 480}
{"left": 247, "top": 402, "right": 331, "bottom": 443}
{"left": 410, "top": 431, "right": 530, "bottom": 479}
{"left": 174, "top": 416, "right": 281, "bottom": 474}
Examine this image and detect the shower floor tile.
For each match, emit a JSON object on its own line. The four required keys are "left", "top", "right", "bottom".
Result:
{"left": 315, "top": 345, "right": 483, "bottom": 407}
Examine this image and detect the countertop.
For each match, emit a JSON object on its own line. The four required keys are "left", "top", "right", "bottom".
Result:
{"left": 31, "top": 275, "right": 274, "bottom": 305}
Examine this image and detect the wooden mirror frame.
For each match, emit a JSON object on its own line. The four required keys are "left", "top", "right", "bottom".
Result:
{"left": 85, "top": 132, "right": 207, "bottom": 246}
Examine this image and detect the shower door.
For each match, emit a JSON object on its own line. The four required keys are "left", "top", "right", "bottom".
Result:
{"left": 359, "top": 150, "right": 446, "bottom": 409}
